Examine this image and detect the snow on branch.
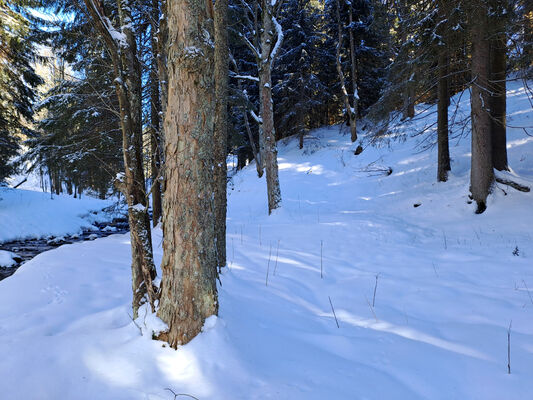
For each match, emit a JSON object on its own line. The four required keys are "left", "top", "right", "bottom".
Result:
{"left": 250, "top": 109, "right": 263, "bottom": 124}
{"left": 270, "top": 16, "right": 283, "bottom": 64}
{"left": 230, "top": 74, "right": 260, "bottom": 82}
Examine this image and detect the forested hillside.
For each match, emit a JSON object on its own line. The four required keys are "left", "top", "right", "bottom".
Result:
{"left": 0, "top": 0, "right": 532, "bottom": 398}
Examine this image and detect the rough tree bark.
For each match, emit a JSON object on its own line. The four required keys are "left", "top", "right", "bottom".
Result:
{"left": 335, "top": 0, "right": 357, "bottom": 142}
{"left": 214, "top": 0, "right": 229, "bottom": 269}
{"left": 83, "top": 0, "right": 157, "bottom": 318}
{"left": 470, "top": 2, "right": 494, "bottom": 213}
{"left": 157, "top": 0, "right": 219, "bottom": 348}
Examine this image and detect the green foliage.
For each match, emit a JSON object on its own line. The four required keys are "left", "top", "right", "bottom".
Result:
{"left": 0, "top": 0, "right": 43, "bottom": 181}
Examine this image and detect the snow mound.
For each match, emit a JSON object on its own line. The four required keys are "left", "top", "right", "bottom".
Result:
{"left": 0, "top": 250, "right": 19, "bottom": 267}
{"left": 0, "top": 188, "right": 115, "bottom": 242}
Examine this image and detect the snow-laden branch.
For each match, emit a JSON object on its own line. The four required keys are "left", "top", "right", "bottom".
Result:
{"left": 250, "top": 109, "right": 263, "bottom": 124}
{"left": 270, "top": 16, "right": 283, "bottom": 64}
{"left": 84, "top": 0, "right": 127, "bottom": 49}
{"left": 231, "top": 74, "right": 260, "bottom": 82}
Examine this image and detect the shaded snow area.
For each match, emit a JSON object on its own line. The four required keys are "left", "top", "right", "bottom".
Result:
{"left": 1, "top": 79, "right": 532, "bottom": 399}
{"left": 0, "top": 188, "right": 115, "bottom": 242}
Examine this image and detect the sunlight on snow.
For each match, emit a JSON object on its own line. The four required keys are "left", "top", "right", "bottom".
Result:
{"left": 84, "top": 350, "right": 139, "bottom": 387}
{"left": 333, "top": 310, "right": 491, "bottom": 361}
{"left": 507, "top": 137, "right": 533, "bottom": 149}
{"left": 156, "top": 350, "right": 212, "bottom": 397}
{"left": 278, "top": 161, "right": 326, "bottom": 175}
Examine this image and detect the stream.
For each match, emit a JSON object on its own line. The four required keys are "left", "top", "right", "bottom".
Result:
{"left": 0, "top": 216, "right": 129, "bottom": 281}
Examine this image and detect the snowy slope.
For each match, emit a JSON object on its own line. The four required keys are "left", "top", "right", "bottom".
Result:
{"left": 0, "top": 79, "right": 532, "bottom": 399}
{"left": 0, "top": 188, "right": 114, "bottom": 242}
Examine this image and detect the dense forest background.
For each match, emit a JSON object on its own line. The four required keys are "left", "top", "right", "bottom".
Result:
{"left": 2, "top": 0, "right": 531, "bottom": 203}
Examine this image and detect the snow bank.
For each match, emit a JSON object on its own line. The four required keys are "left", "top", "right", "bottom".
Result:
{"left": 0, "top": 79, "right": 532, "bottom": 399}
{"left": 0, "top": 250, "right": 18, "bottom": 267}
{"left": 0, "top": 188, "right": 114, "bottom": 242}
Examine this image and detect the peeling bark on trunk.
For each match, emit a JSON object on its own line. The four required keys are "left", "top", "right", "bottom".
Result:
{"left": 470, "top": 3, "right": 494, "bottom": 213}
{"left": 158, "top": 0, "right": 218, "bottom": 348}
{"left": 214, "top": 0, "right": 229, "bottom": 269}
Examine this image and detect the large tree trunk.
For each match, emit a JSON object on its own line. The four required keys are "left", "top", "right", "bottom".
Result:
{"left": 158, "top": 0, "right": 218, "bottom": 348}
{"left": 84, "top": 0, "right": 157, "bottom": 318}
{"left": 489, "top": 6, "right": 508, "bottom": 171}
{"left": 150, "top": 0, "right": 162, "bottom": 225}
{"left": 214, "top": 0, "right": 229, "bottom": 269}
{"left": 259, "top": 4, "right": 282, "bottom": 214}
{"left": 470, "top": 3, "right": 494, "bottom": 213}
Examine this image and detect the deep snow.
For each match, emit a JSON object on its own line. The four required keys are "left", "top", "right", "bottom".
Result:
{"left": 0, "top": 187, "right": 114, "bottom": 242}
{"left": 0, "top": 79, "right": 532, "bottom": 399}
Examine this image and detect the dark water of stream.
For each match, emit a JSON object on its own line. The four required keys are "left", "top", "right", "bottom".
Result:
{"left": 0, "top": 217, "right": 129, "bottom": 281}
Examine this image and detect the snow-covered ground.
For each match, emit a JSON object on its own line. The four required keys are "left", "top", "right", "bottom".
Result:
{"left": 0, "top": 188, "right": 115, "bottom": 242}
{"left": 0, "top": 79, "right": 532, "bottom": 399}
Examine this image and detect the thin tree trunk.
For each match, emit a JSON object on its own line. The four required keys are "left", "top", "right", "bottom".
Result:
{"left": 470, "top": 3, "right": 494, "bottom": 213}
{"left": 437, "top": 0, "right": 450, "bottom": 182}
{"left": 335, "top": 0, "right": 357, "bottom": 142}
{"left": 489, "top": 9, "right": 508, "bottom": 171}
{"left": 84, "top": 0, "right": 157, "bottom": 318}
{"left": 230, "top": 56, "right": 263, "bottom": 176}
{"left": 150, "top": 0, "right": 162, "bottom": 225}
{"left": 158, "top": 0, "right": 218, "bottom": 348}
{"left": 157, "top": 0, "right": 169, "bottom": 129}
{"left": 348, "top": 4, "right": 358, "bottom": 141}
{"left": 437, "top": 49, "right": 450, "bottom": 182}
{"left": 214, "top": 0, "right": 229, "bottom": 269}
{"left": 259, "top": 4, "right": 282, "bottom": 214}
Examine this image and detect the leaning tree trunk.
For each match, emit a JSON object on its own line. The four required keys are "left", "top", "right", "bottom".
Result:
{"left": 489, "top": 4, "right": 508, "bottom": 171}
{"left": 470, "top": 3, "right": 494, "bottom": 213}
{"left": 214, "top": 0, "right": 229, "bottom": 269}
{"left": 259, "top": 4, "right": 282, "bottom": 214}
{"left": 158, "top": 0, "right": 219, "bottom": 348}
{"left": 84, "top": 0, "right": 157, "bottom": 318}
